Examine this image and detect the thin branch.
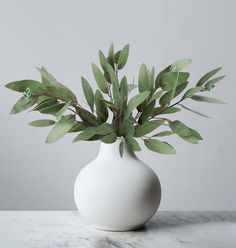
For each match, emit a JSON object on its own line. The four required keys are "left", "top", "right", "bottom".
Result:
{"left": 68, "top": 107, "right": 77, "bottom": 114}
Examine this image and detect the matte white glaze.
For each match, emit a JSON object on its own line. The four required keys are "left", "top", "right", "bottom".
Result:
{"left": 74, "top": 140, "right": 161, "bottom": 231}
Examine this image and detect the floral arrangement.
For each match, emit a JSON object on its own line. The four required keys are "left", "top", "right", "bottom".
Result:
{"left": 5, "top": 44, "right": 225, "bottom": 156}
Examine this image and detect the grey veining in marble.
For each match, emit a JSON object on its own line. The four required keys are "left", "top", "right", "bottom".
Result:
{"left": 0, "top": 211, "right": 236, "bottom": 248}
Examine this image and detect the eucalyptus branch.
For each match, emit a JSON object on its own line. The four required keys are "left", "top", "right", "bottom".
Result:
{"left": 5, "top": 44, "right": 225, "bottom": 154}
{"left": 149, "top": 98, "right": 183, "bottom": 120}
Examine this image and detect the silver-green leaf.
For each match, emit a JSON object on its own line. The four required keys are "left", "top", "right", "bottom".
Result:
{"left": 81, "top": 77, "right": 94, "bottom": 112}
{"left": 101, "top": 132, "right": 117, "bottom": 144}
{"left": 138, "top": 64, "right": 149, "bottom": 92}
{"left": 181, "top": 86, "right": 203, "bottom": 100}
{"left": 10, "top": 97, "right": 37, "bottom": 114}
{"left": 118, "top": 44, "right": 129, "bottom": 69}
{"left": 169, "top": 120, "right": 192, "bottom": 137}
{"left": 46, "top": 115, "right": 75, "bottom": 143}
{"left": 73, "top": 127, "right": 96, "bottom": 142}
{"left": 171, "top": 58, "right": 192, "bottom": 72}
{"left": 91, "top": 63, "right": 108, "bottom": 93}
{"left": 144, "top": 139, "right": 176, "bottom": 154}
{"left": 29, "top": 119, "right": 55, "bottom": 127}
{"left": 134, "top": 120, "right": 164, "bottom": 137}
{"left": 126, "top": 136, "right": 141, "bottom": 151}
{"left": 196, "top": 67, "right": 222, "bottom": 86}
{"left": 56, "top": 100, "right": 71, "bottom": 120}
{"left": 124, "top": 91, "right": 150, "bottom": 119}
{"left": 191, "top": 95, "right": 226, "bottom": 104}
{"left": 95, "top": 123, "right": 114, "bottom": 135}
{"left": 180, "top": 104, "right": 211, "bottom": 118}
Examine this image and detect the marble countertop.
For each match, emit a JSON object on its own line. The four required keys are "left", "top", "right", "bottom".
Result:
{"left": 0, "top": 211, "right": 236, "bottom": 248}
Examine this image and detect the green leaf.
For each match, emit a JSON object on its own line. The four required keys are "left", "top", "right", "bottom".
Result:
{"left": 91, "top": 63, "right": 108, "bottom": 93}
{"left": 171, "top": 58, "right": 192, "bottom": 72}
{"left": 73, "top": 127, "right": 96, "bottom": 142}
{"left": 39, "top": 67, "right": 51, "bottom": 86}
{"left": 148, "top": 66, "right": 155, "bottom": 90}
{"left": 95, "top": 123, "right": 114, "bottom": 135}
{"left": 147, "top": 90, "right": 163, "bottom": 104}
{"left": 170, "top": 122, "right": 202, "bottom": 143}
{"left": 46, "top": 115, "right": 75, "bottom": 143}
{"left": 37, "top": 67, "right": 58, "bottom": 86}
{"left": 120, "top": 76, "right": 128, "bottom": 104}
{"left": 78, "top": 109, "right": 100, "bottom": 126}
{"left": 118, "top": 44, "right": 129, "bottom": 69}
{"left": 5, "top": 80, "right": 46, "bottom": 94}
{"left": 38, "top": 103, "right": 66, "bottom": 116}
{"left": 144, "top": 139, "right": 176, "bottom": 154}
{"left": 28, "top": 119, "right": 55, "bottom": 127}
{"left": 159, "top": 82, "right": 188, "bottom": 107}
{"left": 191, "top": 128, "right": 203, "bottom": 140}
{"left": 10, "top": 97, "right": 37, "bottom": 114}
{"left": 36, "top": 96, "right": 53, "bottom": 104}
{"left": 107, "top": 43, "right": 115, "bottom": 68}
{"left": 68, "top": 122, "right": 87, "bottom": 132}
{"left": 86, "top": 134, "right": 105, "bottom": 141}
{"left": 106, "top": 65, "right": 122, "bottom": 106}
{"left": 56, "top": 100, "right": 71, "bottom": 120}
{"left": 33, "top": 98, "right": 59, "bottom": 111}
{"left": 119, "top": 140, "right": 124, "bottom": 157}
{"left": 181, "top": 86, "right": 203, "bottom": 100}
{"left": 81, "top": 77, "right": 94, "bottom": 112}
{"left": 191, "top": 95, "right": 226, "bottom": 104}
{"left": 126, "top": 136, "right": 141, "bottom": 151}
{"left": 155, "top": 65, "right": 171, "bottom": 89}
{"left": 204, "top": 75, "right": 225, "bottom": 91}
{"left": 180, "top": 135, "right": 199, "bottom": 144}
{"left": 100, "top": 99, "right": 118, "bottom": 111}
{"left": 138, "top": 64, "right": 149, "bottom": 92}
{"left": 38, "top": 68, "right": 77, "bottom": 100}
{"left": 134, "top": 120, "right": 164, "bottom": 137}
{"left": 95, "top": 90, "right": 108, "bottom": 122}
{"left": 180, "top": 104, "right": 211, "bottom": 118}
{"left": 124, "top": 91, "right": 150, "bottom": 119}
{"left": 153, "top": 131, "right": 174, "bottom": 137}
{"left": 153, "top": 107, "right": 181, "bottom": 115}
{"left": 128, "top": 84, "right": 138, "bottom": 92}
{"left": 112, "top": 81, "right": 123, "bottom": 106}
{"left": 99, "top": 50, "right": 108, "bottom": 71}
{"left": 160, "top": 72, "right": 189, "bottom": 91}
{"left": 138, "top": 100, "right": 156, "bottom": 124}
{"left": 107, "top": 64, "right": 118, "bottom": 83}
{"left": 38, "top": 67, "right": 72, "bottom": 90}
{"left": 46, "top": 85, "right": 77, "bottom": 101}
{"left": 120, "top": 119, "right": 135, "bottom": 137}
{"left": 101, "top": 132, "right": 117, "bottom": 144}
{"left": 196, "top": 67, "right": 222, "bottom": 86}
{"left": 114, "top": 50, "right": 121, "bottom": 63}
{"left": 169, "top": 120, "right": 192, "bottom": 137}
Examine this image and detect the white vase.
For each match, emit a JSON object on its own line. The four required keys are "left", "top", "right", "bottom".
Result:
{"left": 74, "top": 140, "right": 161, "bottom": 231}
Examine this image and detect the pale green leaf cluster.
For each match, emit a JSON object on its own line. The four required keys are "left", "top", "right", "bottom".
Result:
{"left": 5, "top": 44, "right": 226, "bottom": 157}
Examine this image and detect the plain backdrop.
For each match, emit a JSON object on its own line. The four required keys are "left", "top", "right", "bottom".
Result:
{"left": 0, "top": 0, "right": 235, "bottom": 210}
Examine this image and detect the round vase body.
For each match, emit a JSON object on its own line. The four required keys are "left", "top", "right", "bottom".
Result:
{"left": 74, "top": 141, "right": 161, "bottom": 231}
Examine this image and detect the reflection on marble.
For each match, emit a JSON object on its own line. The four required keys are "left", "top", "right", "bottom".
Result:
{"left": 0, "top": 211, "right": 236, "bottom": 247}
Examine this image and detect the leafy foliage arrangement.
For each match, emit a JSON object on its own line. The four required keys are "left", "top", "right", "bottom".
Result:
{"left": 5, "top": 44, "right": 225, "bottom": 157}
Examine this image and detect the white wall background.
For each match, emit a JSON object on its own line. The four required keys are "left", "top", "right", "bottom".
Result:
{"left": 0, "top": 0, "right": 235, "bottom": 210}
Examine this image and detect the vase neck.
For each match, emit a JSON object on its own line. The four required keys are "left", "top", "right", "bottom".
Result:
{"left": 98, "top": 139, "right": 137, "bottom": 160}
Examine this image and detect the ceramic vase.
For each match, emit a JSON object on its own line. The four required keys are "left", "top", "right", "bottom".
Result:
{"left": 74, "top": 140, "right": 161, "bottom": 231}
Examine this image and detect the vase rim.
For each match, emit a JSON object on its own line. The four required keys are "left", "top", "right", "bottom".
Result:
{"left": 98, "top": 139, "right": 137, "bottom": 159}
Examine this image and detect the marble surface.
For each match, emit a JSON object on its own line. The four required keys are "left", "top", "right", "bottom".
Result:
{"left": 0, "top": 211, "right": 236, "bottom": 248}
